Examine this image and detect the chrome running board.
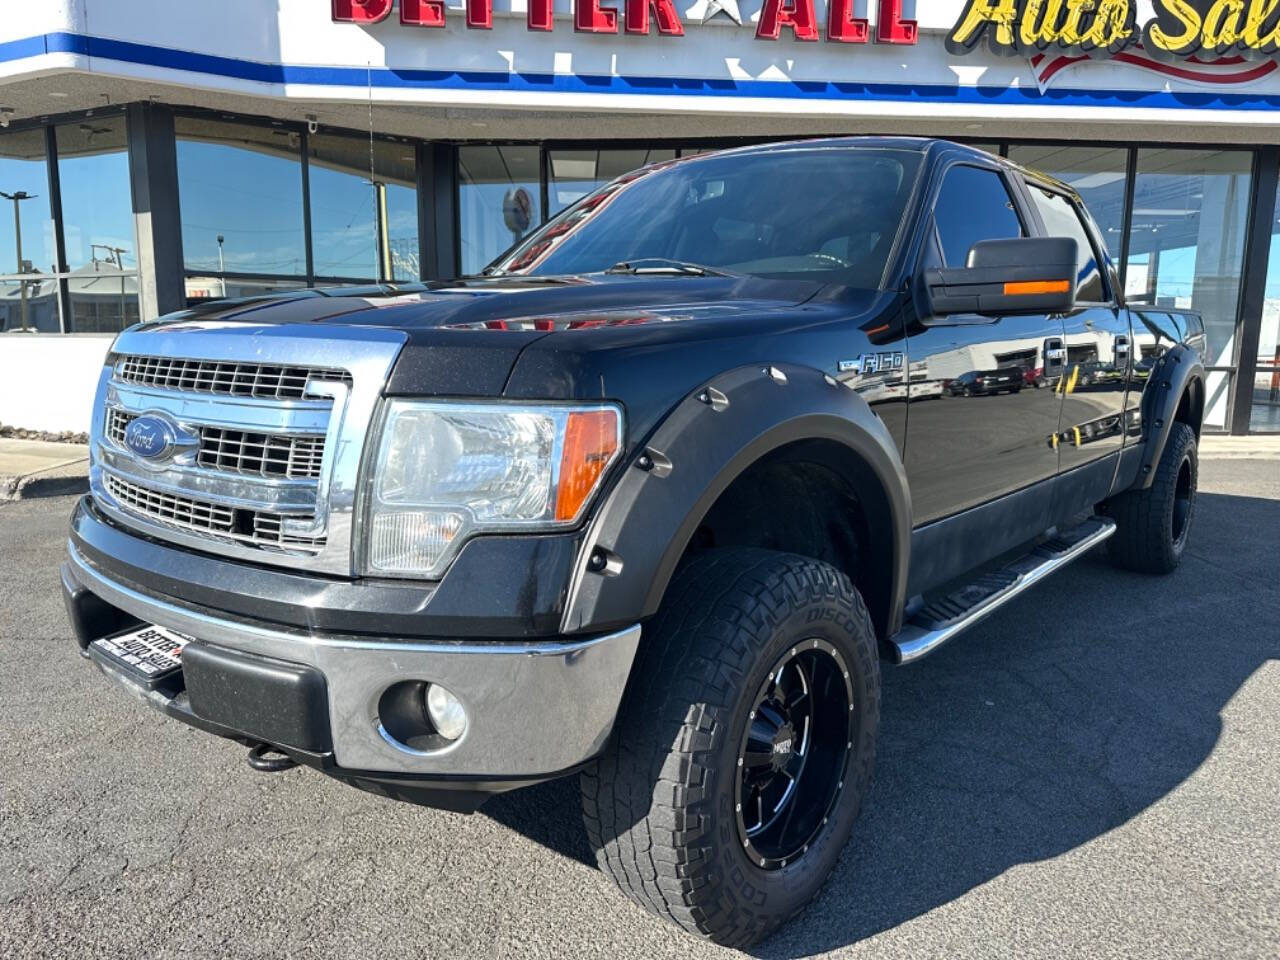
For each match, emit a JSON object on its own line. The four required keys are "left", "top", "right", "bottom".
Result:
{"left": 891, "top": 516, "right": 1116, "bottom": 664}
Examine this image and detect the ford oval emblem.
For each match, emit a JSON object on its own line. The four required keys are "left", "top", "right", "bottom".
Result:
{"left": 124, "top": 414, "right": 177, "bottom": 461}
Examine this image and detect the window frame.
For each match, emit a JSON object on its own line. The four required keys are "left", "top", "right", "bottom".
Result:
{"left": 916, "top": 158, "right": 1034, "bottom": 281}
{"left": 1018, "top": 178, "right": 1116, "bottom": 307}
{"left": 925, "top": 160, "right": 1030, "bottom": 271}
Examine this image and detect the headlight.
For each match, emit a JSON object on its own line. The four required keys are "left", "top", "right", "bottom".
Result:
{"left": 362, "top": 400, "right": 622, "bottom": 578}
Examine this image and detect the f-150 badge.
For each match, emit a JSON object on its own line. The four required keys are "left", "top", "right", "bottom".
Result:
{"left": 839, "top": 352, "right": 904, "bottom": 375}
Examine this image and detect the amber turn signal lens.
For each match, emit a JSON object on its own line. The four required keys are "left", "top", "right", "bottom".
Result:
{"left": 556, "top": 409, "right": 619, "bottom": 522}
{"left": 1003, "top": 279, "right": 1071, "bottom": 296}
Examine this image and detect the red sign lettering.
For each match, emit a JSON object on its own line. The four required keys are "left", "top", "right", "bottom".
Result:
{"left": 576, "top": 0, "right": 619, "bottom": 33}
{"left": 625, "top": 0, "right": 685, "bottom": 36}
{"left": 331, "top": 0, "right": 918, "bottom": 46}
{"left": 826, "top": 0, "right": 869, "bottom": 43}
{"left": 401, "top": 0, "right": 446, "bottom": 28}
{"left": 331, "top": 0, "right": 392, "bottom": 24}
{"left": 756, "top": 0, "right": 819, "bottom": 41}
{"left": 467, "top": 0, "right": 493, "bottom": 29}
{"left": 876, "top": 0, "right": 917, "bottom": 44}
{"left": 528, "top": 0, "right": 555, "bottom": 31}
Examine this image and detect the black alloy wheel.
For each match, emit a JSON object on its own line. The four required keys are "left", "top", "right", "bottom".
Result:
{"left": 582, "top": 548, "right": 881, "bottom": 947}
{"left": 736, "top": 640, "right": 854, "bottom": 870}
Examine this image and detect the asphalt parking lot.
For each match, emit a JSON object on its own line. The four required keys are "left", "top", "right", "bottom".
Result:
{"left": 1, "top": 459, "right": 1277, "bottom": 959}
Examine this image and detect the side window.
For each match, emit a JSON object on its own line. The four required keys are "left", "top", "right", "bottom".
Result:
{"left": 1025, "top": 185, "right": 1107, "bottom": 303}
{"left": 932, "top": 165, "right": 1024, "bottom": 268}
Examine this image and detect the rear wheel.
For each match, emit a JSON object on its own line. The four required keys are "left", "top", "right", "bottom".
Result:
{"left": 581, "top": 548, "right": 880, "bottom": 948}
{"left": 1103, "top": 421, "right": 1198, "bottom": 574}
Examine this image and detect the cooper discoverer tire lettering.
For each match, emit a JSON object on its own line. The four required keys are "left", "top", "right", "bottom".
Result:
{"left": 580, "top": 548, "right": 880, "bottom": 948}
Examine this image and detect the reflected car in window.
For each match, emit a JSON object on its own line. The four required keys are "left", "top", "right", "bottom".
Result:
{"left": 947, "top": 369, "right": 1024, "bottom": 397}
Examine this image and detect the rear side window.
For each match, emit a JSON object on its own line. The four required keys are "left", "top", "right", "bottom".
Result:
{"left": 932, "top": 165, "right": 1024, "bottom": 268}
{"left": 1026, "top": 185, "right": 1107, "bottom": 302}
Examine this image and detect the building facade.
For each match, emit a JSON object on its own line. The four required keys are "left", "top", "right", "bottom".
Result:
{"left": 2, "top": 0, "right": 1279, "bottom": 433}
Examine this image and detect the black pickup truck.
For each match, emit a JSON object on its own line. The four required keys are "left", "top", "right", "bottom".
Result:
{"left": 62, "top": 138, "right": 1206, "bottom": 947}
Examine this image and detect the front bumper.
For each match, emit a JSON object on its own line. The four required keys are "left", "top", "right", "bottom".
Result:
{"left": 62, "top": 534, "right": 641, "bottom": 806}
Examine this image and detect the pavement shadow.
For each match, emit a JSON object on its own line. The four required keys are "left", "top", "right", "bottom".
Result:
{"left": 482, "top": 489, "right": 1280, "bottom": 955}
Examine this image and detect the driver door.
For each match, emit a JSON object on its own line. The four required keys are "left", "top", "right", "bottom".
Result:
{"left": 904, "top": 162, "right": 1066, "bottom": 531}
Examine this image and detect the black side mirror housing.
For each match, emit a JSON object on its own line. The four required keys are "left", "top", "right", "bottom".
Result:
{"left": 923, "top": 237, "right": 1078, "bottom": 320}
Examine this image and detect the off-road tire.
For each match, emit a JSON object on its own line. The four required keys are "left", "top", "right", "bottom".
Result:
{"left": 1104, "top": 421, "right": 1198, "bottom": 574}
{"left": 580, "top": 548, "right": 880, "bottom": 948}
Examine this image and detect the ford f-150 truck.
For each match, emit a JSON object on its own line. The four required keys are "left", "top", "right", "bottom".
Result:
{"left": 62, "top": 138, "right": 1206, "bottom": 947}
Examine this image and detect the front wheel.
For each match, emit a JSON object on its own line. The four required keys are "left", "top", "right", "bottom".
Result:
{"left": 581, "top": 549, "right": 880, "bottom": 948}
{"left": 1103, "top": 421, "right": 1198, "bottom": 574}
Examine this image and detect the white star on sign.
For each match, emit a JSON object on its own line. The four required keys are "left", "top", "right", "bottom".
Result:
{"left": 689, "top": 0, "right": 744, "bottom": 25}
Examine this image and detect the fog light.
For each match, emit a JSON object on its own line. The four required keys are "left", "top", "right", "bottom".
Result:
{"left": 425, "top": 683, "right": 467, "bottom": 741}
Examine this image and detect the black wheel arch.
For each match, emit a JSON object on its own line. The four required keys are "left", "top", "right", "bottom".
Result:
{"left": 560, "top": 363, "right": 912, "bottom": 646}
{"left": 1133, "top": 344, "right": 1205, "bottom": 491}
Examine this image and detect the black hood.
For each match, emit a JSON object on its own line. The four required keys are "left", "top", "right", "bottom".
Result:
{"left": 138, "top": 275, "right": 895, "bottom": 442}
{"left": 142, "top": 275, "right": 844, "bottom": 398}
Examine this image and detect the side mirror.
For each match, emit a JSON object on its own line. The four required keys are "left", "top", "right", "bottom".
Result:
{"left": 923, "top": 237, "right": 1078, "bottom": 321}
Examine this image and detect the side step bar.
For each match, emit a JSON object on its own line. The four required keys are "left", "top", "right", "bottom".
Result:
{"left": 891, "top": 516, "right": 1116, "bottom": 665}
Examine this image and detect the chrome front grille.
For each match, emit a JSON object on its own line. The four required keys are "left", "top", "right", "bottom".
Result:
{"left": 91, "top": 327, "right": 406, "bottom": 575}
{"left": 116, "top": 354, "right": 352, "bottom": 400}
{"left": 199, "top": 426, "right": 325, "bottom": 479}
{"left": 106, "top": 409, "right": 326, "bottom": 480}
{"left": 105, "top": 472, "right": 234, "bottom": 533}
{"left": 104, "top": 473, "right": 325, "bottom": 556}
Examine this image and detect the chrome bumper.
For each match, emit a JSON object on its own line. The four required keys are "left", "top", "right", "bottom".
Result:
{"left": 64, "top": 540, "right": 641, "bottom": 778}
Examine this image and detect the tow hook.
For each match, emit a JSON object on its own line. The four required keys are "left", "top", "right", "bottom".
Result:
{"left": 246, "top": 742, "right": 300, "bottom": 773}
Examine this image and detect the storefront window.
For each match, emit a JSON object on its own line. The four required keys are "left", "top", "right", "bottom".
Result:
{"left": 56, "top": 117, "right": 140, "bottom": 332}
{"left": 548, "top": 148, "right": 677, "bottom": 215}
{"left": 1125, "top": 149, "right": 1252, "bottom": 428}
{"left": 0, "top": 277, "right": 60, "bottom": 333}
{"left": 1008, "top": 145, "right": 1128, "bottom": 254}
{"left": 176, "top": 118, "right": 307, "bottom": 277}
{"left": 308, "top": 134, "right": 418, "bottom": 281}
{"left": 0, "top": 127, "right": 58, "bottom": 281}
{"left": 56, "top": 119, "right": 135, "bottom": 272}
{"left": 1252, "top": 185, "right": 1280, "bottom": 433}
{"left": 458, "top": 145, "right": 540, "bottom": 276}
{"left": 67, "top": 272, "right": 141, "bottom": 332}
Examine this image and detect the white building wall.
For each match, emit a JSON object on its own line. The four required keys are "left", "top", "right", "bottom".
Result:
{"left": 0, "top": 335, "right": 112, "bottom": 433}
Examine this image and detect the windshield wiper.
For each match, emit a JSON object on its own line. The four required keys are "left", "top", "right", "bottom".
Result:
{"left": 605, "top": 259, "right": 735, "bottom": 277}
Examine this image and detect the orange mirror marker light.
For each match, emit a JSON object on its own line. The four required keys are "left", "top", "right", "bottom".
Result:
{"left": 556, "top": 409, "right": 620, "bottom": 521}
{"left": 1004, "top": 279, "right": 1070, "bottom": 296}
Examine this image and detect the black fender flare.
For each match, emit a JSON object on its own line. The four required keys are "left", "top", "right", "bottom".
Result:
{"left": 561, "top": 363, "right": 912, "bottom": 642}
{"left": 1132, "top": 345, "right": 1205, "bottom": 490}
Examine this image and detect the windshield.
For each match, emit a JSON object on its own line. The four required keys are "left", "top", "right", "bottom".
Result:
{"left": 487, "top": 147, "right": 924, "bottom": 288}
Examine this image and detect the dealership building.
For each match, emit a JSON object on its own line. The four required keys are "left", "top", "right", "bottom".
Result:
{"left": 2, "top": 0, "right": 1280, "bottom": 433}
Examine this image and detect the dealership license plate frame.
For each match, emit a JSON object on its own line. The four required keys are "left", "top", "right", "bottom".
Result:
{"left": 89, "top": 624, "right": 193, "bottom": 689}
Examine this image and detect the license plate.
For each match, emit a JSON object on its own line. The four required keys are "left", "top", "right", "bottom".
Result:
{"left": 90, "top": 624, "right": 192, "bottom": 687}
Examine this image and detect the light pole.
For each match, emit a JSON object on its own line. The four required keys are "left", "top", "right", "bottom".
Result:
{"left": 1, "top": 190, "right": 36, "bottom": 332}
{"left": 216, "top": 234, "right": 226, "bottom": 297}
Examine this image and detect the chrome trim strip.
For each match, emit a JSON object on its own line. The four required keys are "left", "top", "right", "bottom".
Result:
{"left": 99, "top": 454, "right": 320, "bottom": 509}
{"left": 66, "top": 541, "right": 642, "bottom": 776}
{"left": 892, "top": 518, "right": 1116, "bottom": 665}
{"left": 107, "top": 382, "right": 333, "bottom": 433}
